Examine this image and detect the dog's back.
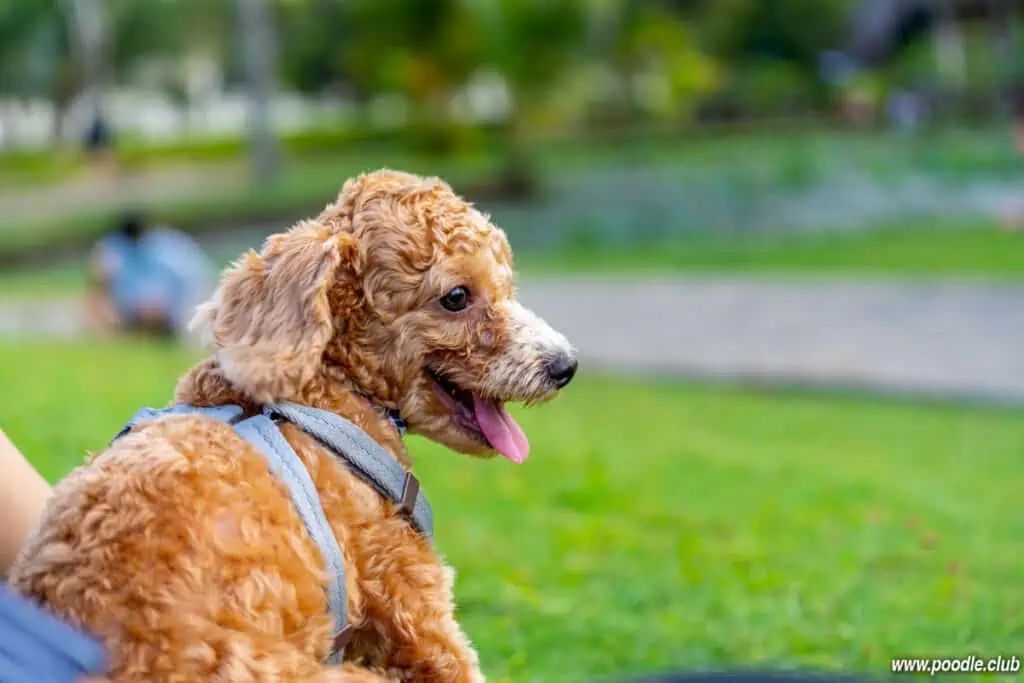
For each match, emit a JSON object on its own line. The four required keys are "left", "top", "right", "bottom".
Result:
{"left": 9, "top": 413, "right": 337, "bottom": 682}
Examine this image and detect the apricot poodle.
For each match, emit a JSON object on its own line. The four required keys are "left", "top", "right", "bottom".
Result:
{"left": 9, "top": 170, "right": 577, "bottom": 683}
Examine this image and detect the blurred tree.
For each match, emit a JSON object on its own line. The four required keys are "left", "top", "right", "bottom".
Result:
{"left": 235, "top": 0, "right": 282, "bottom": 183}
{"left": 0, "top": 2, "right": 75, "bottom": 144}
{"left": 700, "top": 0, "right": 850, "bottom": 116}
{"left": 109, "top": 0, "right": 226, "bottom": 76}
{"left": 278, "top": 0, "right": 353, "bottom": 96}
{"left": 66, "top": 0, "right": 108, "bottom": 147}
{"left": 0, "top": 0, "right": 228, "bottom": 147}
{"left": 338, "top": 0, "right": 480, "bottom": 152}
{"left": 600, "top": 1, "right": 720, "bottom": 127}
{"left": 468, "top": 0, "right": 587, "bottom": 193}
{"left": 279, "top": 0, "right": 588, "bottom": 190}
{"left": 704, "top": 0, "right": 848, "bottom": 68}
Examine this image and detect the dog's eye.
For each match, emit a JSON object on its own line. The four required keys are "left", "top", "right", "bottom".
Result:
{"left": 440, "top": 286, "right": 470, "bottom": 312}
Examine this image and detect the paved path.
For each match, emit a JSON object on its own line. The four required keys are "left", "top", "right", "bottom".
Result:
{"left": 3, "top": 276, "right": 1023, "bottom": 405}
{"left": 517, "top": 277, "right": 1024, "bottom": 405}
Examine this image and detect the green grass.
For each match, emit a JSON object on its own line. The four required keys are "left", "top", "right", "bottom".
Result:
{"left": 522, "top": 223, "right": 1024, "bottom": 279}
{"left": 0, "top": 263, "right": 89, "bottom": 300}
{"left": 2, "top": 340, "right": 1022, "bottom": 681}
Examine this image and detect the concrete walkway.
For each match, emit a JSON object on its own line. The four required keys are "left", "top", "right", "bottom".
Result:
{"left": 517, "top": 277, "right": 1024, "bottom": 406}
{"left": 3, "top": 276, "right": 1023, "bottom": 405}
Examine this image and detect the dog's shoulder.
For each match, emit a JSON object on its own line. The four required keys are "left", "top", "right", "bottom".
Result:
{"left": 8, "top": 412, "right": 336, "bottom": 680}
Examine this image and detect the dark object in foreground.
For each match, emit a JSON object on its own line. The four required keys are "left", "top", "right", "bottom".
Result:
{"left": 631, "top": 671, "right": 873, "bottom": 683}
{"left": 0, "top": 583, "right": 107, "bottom": 683}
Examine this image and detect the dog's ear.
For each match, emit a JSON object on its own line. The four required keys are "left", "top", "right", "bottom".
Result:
{"left": 192, "top": 219, "right": 358, "bottom": 403}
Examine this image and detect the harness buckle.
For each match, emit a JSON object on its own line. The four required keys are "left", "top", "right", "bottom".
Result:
{"left": 394, "top": 473, "right": 420, "bottom": 520}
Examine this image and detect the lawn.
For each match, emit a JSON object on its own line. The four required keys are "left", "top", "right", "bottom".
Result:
{"left": 0, "top": 263, "right": 90, "bottom": 300}
{"left": 1, "top": 340, "right": 1021, "bottom": 681}
{"left": 2, "top": 221, "right": 1022, "bottom": 303}
{"left": 524, "top": 222, "right": 1024, "bottom": 280}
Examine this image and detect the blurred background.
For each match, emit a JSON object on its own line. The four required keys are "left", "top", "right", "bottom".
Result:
{"left": 1, "top": 0, "right": 1022, "bottom": 680}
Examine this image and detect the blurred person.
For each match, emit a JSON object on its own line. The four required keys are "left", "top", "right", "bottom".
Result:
{"left": 82, "top": 112, "right": 119, "bottom": 178}
{"left": 83, "top": 114, "right": 112, "bottom": 154}
{"left": 86, "top": 211, "right": 216, "bottom": 340}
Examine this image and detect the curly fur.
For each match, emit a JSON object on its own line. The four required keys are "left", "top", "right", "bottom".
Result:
{"left": 9, "top": 170, "right": 575, "bottom": 683}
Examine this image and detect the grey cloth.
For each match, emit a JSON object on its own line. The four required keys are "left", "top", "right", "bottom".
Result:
{"left": 114, "top": 400, "right": 433, "bottom": 664}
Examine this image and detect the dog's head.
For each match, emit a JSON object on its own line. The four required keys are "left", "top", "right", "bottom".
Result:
{"left": 195, "top": 169, "right": 576, "bottom": 462}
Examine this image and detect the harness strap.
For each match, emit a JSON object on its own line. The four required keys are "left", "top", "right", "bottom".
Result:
{"left": 267, "top": 402, "right": 434, "bottom": 538}
{"left": 112, "top": 404, "right": 244, "bottom": 441}
{"left": 116, "top": 402, "right": 430, "bottom": 664}
{"left": 233, "top": 415, "right": 349, "bottom": 666}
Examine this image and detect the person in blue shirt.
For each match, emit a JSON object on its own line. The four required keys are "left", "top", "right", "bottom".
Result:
{"left": 87, "top": 212, "right": 215, "bottom": 339}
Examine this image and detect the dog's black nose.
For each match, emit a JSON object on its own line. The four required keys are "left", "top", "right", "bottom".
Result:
{"left": 546, "top": 353, "right": 578, "bottom": 388}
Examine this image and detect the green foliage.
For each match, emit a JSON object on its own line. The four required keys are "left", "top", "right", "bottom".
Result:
{"left": 596, "top": 2, "right": 720, "bottom": 126}
{"left": 1, "top": 341, "right": 1022, "bottom": 679}
{"left": 703, "top": 0, "right": 846, "bottom": 70}
{"left": 277, "top": 0, "right": 351, "bottom": 95}
{"left": 338, "top": 0, "right": 477, "bottom": 99}
{"left": 700, "top": 0, "right": 848, "bottom": 113}
{"left": 0, "top": 2, "right": 70, "bottom": 99}
{"left": 0, "top": 0, "right": 230, "bottom": 125}
{"left": 109, "top": 0, "right": 200, "bottom": 73}
{"left": 0, "top": 0, "right": 877, "bottom": 160}
{"left": 471, "top": 0, "right": 586, "bottom": 99}
{"left": 723, "top": 59, "right": 818, "bottom": 116}
{"left": 469, "top": 0, "right": 587, "bottom": 184}
{"left": 874, "top": 18, "right": 1023, "bottom": 113}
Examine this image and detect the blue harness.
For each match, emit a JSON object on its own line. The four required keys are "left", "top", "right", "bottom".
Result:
{"left": 113, "top": 402, "right": 433, "bottom": 664}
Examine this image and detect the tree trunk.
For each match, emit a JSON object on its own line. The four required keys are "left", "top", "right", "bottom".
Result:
{"left": 0, "top": 101, "right": 16, "bottom": 150}
{"left": 988, "top": 0, "right": 1018, "bottom": 118}
{"left": 932, "top": 0, "right": 966, "bottom": 121}
{"left": 50, "top": 67, "right": 78, "bottom": 148}
{"left": 236, "top": 0, "right": 281, "bottom": 184}
{"left": 66, "top": 0, "right": 106, "bottom": 139}
{"left": 499, "top": 99, "right": 538, "bottom": 200}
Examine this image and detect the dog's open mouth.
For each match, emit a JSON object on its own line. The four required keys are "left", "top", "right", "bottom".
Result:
{"left": 427, "top": 368, "right": 530, "bottom": 463}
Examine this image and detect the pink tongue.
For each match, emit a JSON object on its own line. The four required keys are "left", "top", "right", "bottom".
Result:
{"left": 472, "top": 396, "right": 530, "bottom": 463}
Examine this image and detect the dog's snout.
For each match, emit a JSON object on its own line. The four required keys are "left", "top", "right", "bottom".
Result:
{"left": 546, "top": 353, "right": 578, "bottom": 388}
{"left": 501, "top": 300, "right": 576, "bottom": 396}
